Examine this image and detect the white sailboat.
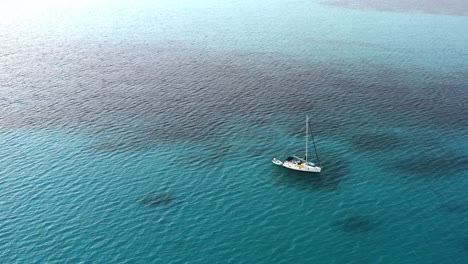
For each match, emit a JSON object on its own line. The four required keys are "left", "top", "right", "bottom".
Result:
{"left": 272, "top": 115, "right": 322, "bottom": 173}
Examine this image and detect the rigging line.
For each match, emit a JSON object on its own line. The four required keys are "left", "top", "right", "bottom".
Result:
{"left": 306, "top": 115, "right": 308, "bottom": 162}
{"left": 309, "top": 120, "right": 321, "bottom": 167}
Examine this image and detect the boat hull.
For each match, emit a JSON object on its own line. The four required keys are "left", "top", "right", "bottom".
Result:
{"left": 282, "top": 161, "right": 321, "bottom": 173}
{"left": 272, "top": 158, "right": 321, "bottom": 173}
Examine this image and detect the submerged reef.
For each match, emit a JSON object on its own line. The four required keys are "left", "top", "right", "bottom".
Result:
{"left": 459, "top": 237, "right": 468, "bottom": 252}
{"left": 139, "top": 193, "right": 176, "bottom": 207}
{"left": 351, "top": 133, "right": 405, "bottom": 151}
{"left": 394, "top": 152, "right": 468, "bottom": 178}
{"left": 441, "top": 202, "right": 468, "bottom": 214}
{"left": 333, "top": 214, "right": 379, "bottom": 233}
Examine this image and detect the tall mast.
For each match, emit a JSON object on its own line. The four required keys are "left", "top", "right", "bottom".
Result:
{"left": 310, "top": 121, "right": 321, "bottom": 167}
{"left": 305, "top": 115, "right": 308, "bottom": 162}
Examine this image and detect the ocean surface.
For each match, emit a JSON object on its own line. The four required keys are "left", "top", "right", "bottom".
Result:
{"left": 1, "top": 0, "right": 467, "bottom": 263}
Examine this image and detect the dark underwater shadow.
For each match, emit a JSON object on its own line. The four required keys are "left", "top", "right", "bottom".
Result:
{"left": 350, "top": 132, "right": 408, "bottom": 152}
{"left": 332, "top": 214, "right": 379, "bottom": 234}
{"left": 461, "top": 238, "right": 468, "bottom": 252}
{"left": 89, "top": 117, "right": 229, "bottom": 155}
{"left": 139, "top": 192, "right": 177, "bottom": 207}
{"left": 441, "top": 202, "right": 468, "bottom": 214}
{"left": 391, "top": 151, "right": 468, "bottom": 179}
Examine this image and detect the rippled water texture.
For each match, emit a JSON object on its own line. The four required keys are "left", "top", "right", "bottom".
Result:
{"left": 323, "top": 0, "right": 468, "bottom": 17}
{"left": 0, "top": 0, "right": 467, "bottom": 263}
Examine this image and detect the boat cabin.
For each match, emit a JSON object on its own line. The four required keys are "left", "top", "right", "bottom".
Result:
{"left": 285, "top": 156, "right": 316, "bottom": 166}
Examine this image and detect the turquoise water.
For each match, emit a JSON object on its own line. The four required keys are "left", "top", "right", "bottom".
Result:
{"left": 1, "top": 0, "right": 467, "bottom": 263}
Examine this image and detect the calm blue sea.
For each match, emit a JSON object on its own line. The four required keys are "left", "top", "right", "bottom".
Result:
{"left": 1, "top": 0, "right": 467, "bottom": 263}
